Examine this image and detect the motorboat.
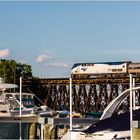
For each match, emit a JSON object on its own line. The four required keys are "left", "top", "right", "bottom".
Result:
{"left": 0, "top": 78, "right": 55, "bottom": 117}
{"left": 61, "top": 86, "right": 140, "bottom": 140}
{"left": 34, "top": 105, "right": 58, "bottom": 117}
{"left": 0, "top": 91, "right": 36, "bottom": 117}
{"left": 56, "top": 110, "right": 69, "bottom": 118}
{"left": 0, "top": 78, "right": 34, "bottom": 117}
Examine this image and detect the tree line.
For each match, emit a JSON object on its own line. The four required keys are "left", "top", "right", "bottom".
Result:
{"left": 0, "top": 59, "right": 33, "bottom": 83}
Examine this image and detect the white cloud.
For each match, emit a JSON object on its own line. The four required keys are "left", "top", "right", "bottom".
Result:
{"left": 47, "top": 63, "right": 70, "bottom": 68}
{"left": 0, "top": 49, "right": 10, "bottom": 58}
{"left": 36, "top": 54, "right": 51, "bottom": 63}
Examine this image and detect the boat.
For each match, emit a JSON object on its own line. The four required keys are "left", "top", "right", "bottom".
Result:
{"left": 56, "top": 110, "right": 69, "bottom": 118}
{"left": 0, "top": 77, "right": 58, "bottom": 139}
{"left": 61, "top": 86, "right": 140, "bottom": 140}
{"left": 0, "top": 92, "right": 36, "bottom": 117}
{"left": 0, "top": 77, "right": 55, "bottom": 117}
{"left": 0, "top": 77, "right": 34, "bottom": 117}
{"left": 34, "top": 105, "right": 58, "bottom": 117}
{"left": 84, "top": 111, "right": 102, "bottom": 118}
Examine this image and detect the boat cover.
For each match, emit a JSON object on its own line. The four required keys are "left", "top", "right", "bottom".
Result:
{"left": 83, "top": 108, "right": 140, "bottom": 134}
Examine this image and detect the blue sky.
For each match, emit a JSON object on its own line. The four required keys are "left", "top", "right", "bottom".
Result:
{"left": 0, "top": 1, "right": 140, "bottom": 78}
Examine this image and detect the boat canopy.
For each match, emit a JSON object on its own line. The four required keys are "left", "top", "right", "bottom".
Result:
{"left": 0, "top": 77, "right": 18, "bottom": 90}
{"left": 83, "top": 108, "right": 140, "bottom": 134}
{"left": 0, "top": 84, "right": 18, "bottom": 90}
{"left": 100, "top": 86, "right": 140, "bottom": 120}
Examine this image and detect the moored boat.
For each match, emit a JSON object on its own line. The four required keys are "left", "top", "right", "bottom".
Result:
{"left": 0, "top": 77, "right": 56, "bottom": 117}
{"left": 61, "top": 86, "right": 140, "bottom": 140}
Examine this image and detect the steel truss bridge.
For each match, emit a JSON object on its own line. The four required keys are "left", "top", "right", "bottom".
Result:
{"left": 21, "top": 74, "right": 140, "bottom": 113}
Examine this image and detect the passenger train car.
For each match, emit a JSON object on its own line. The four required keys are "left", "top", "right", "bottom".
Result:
{"left": 71, "top": 62, "right": 130, "bottom": 78}
{"left": 128, "top": 63, "right": 140, "bottom": 74}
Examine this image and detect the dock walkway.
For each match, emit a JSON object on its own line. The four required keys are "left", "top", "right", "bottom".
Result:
{"left": 0, "top": 116, "right": 98, "bottom": 139}
{"left": 0, "top": 116, "right": 98, "bottom": 125}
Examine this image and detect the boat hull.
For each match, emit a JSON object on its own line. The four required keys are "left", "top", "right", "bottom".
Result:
{"left": 61, "top": 130, "right": 130, "bottom": 140}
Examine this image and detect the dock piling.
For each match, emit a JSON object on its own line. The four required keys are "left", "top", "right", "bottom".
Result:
{"left": 132, "top": 121, "right": 140, "bottom": 140}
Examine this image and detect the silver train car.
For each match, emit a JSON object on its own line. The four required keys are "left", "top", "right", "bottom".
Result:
{"left": 71, "top": 62, "right": 129, "bottom": 78}
{"left": 128, "top": 63, "right": 140, "bottom": 74}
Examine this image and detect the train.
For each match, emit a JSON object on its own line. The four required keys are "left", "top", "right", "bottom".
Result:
{"left": 128, "top": 63, "right": 140, "bottom": 74}
{"left": 71, "top": 61, "right": 140, "bottom": 78}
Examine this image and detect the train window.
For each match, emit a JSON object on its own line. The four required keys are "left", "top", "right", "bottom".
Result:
{"left": 112, "top": 69, "right": 122, "bottom": 72}
{"left": 82, "top": 64, "right": 93, "bottom": 66}
{"left": 129, "top": 66, "right": 140, "bottom": 69}
{"left": 112, "top": 69, "right": 117, "bottom": 72}
{"left": 118, "top": 69, "right": 122, "bottom": 71}
{"left": 135, "top": 67, "right": 140, "bottom": 69}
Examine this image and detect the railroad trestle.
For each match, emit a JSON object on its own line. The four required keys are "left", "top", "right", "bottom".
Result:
{"left": 21, "top": 76, "right": 140, "bottom": 113}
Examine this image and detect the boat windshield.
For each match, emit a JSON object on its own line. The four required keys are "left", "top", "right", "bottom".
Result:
{"left": 8, "top": 98, "right": 20, "bottom": 110}
{"left": 1, "top": 93, "right": 35, "bottom": 108}
{"left": 15, "top": 94, "right": 35, "bottom": 108}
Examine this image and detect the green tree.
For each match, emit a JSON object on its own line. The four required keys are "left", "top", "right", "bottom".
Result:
{"left": 16, "top": 63, "right": 32, "bottom": 78}
{"left": 0, "top": 59, "right": 33, "bottom": 83}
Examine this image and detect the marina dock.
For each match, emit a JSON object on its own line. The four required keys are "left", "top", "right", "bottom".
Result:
{"left": 38, "top": 117, "right": 98, "bottom": 125}
{"left": 0, "top": 116, "right": 98, "bottom": 125}
{"left": 0, "top": 116, "right": 98, "bottom": 139}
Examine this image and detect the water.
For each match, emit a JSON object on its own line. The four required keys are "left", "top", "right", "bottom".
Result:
{"left": 0, "top": 123, "right": 30, "bottom": 139}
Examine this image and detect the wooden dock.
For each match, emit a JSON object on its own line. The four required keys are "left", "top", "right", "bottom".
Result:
{"left": 0, "top": 116, "right": 98, "bottom": 125}
{"left": 0, "top": 116, "right": 98, "bottom": 139}
{"left": 2, "top": 114, "right": 140, "bottom": 139}
{"left": 0, "top": 116, "right": 38, "bottom": 123}
{"left": 38, "top": 117, "right": 98, "bottom": 125}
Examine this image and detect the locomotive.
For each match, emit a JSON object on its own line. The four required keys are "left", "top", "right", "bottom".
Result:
{"left": 71, "top": 61, "right": 140, "bottom": 78}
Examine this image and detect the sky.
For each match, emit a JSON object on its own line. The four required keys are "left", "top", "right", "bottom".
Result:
{"left": 0, "top": 1, "right": 140, "bottom": 78}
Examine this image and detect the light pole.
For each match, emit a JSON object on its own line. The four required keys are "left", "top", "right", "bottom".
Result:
{"left": 70, "top": 77, "right": 72, "bottom": 131}
{"left": 130, "top": 74, "right": 133, "bottom": 140}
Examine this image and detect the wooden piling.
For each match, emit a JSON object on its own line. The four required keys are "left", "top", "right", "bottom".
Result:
{"left": 64, "top": 125, "right": 69, "bottom": 134}
{"left": 50, "top": 126, "right": 56, "bottom": 139}
{"left": 132, "top": 121, "right": 140, "bottom": 140}
{"left": 29, "top": 123, "right": 36, "bottom": 140}
{"left": 44, "top": 124, "right": 52, "bottom": 140}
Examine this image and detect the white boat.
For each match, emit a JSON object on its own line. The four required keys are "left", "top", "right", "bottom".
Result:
{"left": 0, "top": 78, "right": 57, "bottom": 140}
{"left": 0, "top": 78, "right": 55, "bottom": 117}
{"left": 0, "top": 77, "right": 36, "bottom": 117}
{"left": 0, "top": 92, "right": 36, "bottom": 117}
{"left": 61, "top": 86, "right": 140, "bottom": 140}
